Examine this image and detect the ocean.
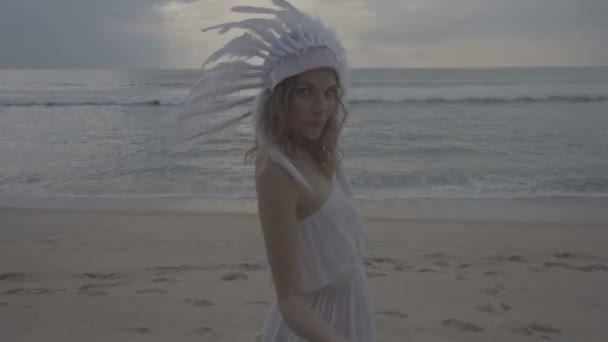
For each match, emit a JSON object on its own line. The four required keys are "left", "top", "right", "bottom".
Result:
{"left": 1, "top": 67, "right": 607, "bottom": 214}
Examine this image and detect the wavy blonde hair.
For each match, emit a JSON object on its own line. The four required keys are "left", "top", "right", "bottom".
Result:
{"left": 244, "top": 68, "right": 348, "bottom": 178}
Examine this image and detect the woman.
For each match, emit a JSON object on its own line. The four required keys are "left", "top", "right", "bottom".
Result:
{"left": 253, "top": 66, "right": 376, "bottom": 342}
{"left": 178, "top": 1, "right": 376, "bottom": 341}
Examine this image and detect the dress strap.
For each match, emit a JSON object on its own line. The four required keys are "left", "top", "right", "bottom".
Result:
{"left": 335, "top": 159, "right": 354, "bottom": 198}
{"left": 265, "top": 145, "right": 313, "bottom": 192}
{"left": 264, "top": 145, "right": 355, "bottom": 197}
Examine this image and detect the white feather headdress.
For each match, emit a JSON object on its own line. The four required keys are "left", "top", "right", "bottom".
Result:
{"left": 173, "top": 0, "right": 350, "bottom": 149}
{"left": 170, "top": 0, "right": 353, "bottom": 196}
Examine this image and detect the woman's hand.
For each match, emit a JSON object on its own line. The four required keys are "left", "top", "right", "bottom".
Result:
{"left": 327, "top": 334, "right": 349, "bottom": 342}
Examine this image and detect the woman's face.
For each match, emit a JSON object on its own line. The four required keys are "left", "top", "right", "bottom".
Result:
{"left": 287, "top": 68, "right": 339, "bottom": 141}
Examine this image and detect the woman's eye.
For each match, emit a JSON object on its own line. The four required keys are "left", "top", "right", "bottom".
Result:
{"left": 325, "top": 88, "right": 338, "bottom": 97}
{"left": 296, "top": 88, "right": 311, "bottom": 95}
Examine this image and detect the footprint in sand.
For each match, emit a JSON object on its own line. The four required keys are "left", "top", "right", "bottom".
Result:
{"left": 201, "top": 264, "right": 229, "bottom": 271}
{"left": 432, "top": 260, "right": 451, "bottom": 267}
{"left": 146, "top": 264, "right": 204, "bottom": 275}
{"left": 78, "top": 282, "right": 124, "bottom": 296}
{"left": 186, "top": 298, "right": 215, "bottom": 307}
{"left": 544, "top": 262, "right": 608, "bottom": 272}
{"left": 501, "top": 321, "right": 561, "bottom": 337}
{"left": 483, "top": 270, "right": 505, "bottom": 276}
{"left": 553, "top": 251, "right": 588, "bottom": 260}
{"left": 136, "top": 289, "right": 168, "bottom": 294}
{"left": 481, "top": 284, "right": 505, "bottom": 296}
{"left": 0, "top": 272, "right": 27, "bottom": 281}
{"left": 79, "top": 272, "right": 123, "bottom": 280}
{"left": 3, "top": 288, "right": 67, "bottom": 295}
{"left": 486, "top": 254, "right": 529, "bottom": 264}
{"left": 370, "top": 256, "right": 400, "bottom": 265}
{"left": 455, "top": 273, "right": 468, "bottom": 280}
{"left": 442, "top": 319, "right": 485, "bottom": 332}
{"left": 424, "top": 252, "right": 448, "bottom": 259}
{"left": 232, "top": 260, "right": 266, "bottom": 271}
{"left": 81, "top": 290, "right": 109, "bottom": 296}
{"left": 366, "top": 271, "right": 389, "bottom": 278}
{"left": 364, "top": 259, "right": 375, "bottom": 266}
{"left": 245, "top": 300, "right": 270, "bottom": 307}
{"left": 0, "top": 302, "right": 8, "bottom": 306}
{"left": 195, "top": 325, "right": 219, "bottom": 336}
{"left": 476, "top": 300, "right": 512, "bottom": 314}
{"left": 152, "top": 277, "right": 180, "bottom": 283}
{"left": 507, "top": 255, "right": 528, "bottom": 263}
{"left": 78, "top": 282, "right": 124, "bottom": 291}
{"left": 375, "top": 310, "right": 408, "bottom": 318}
{"left": 121, "top": 327, "right": 150, "bottom": 334}
{"left": 393, "top": 263, "right": 413, "bottom": 271}
{"left": 417, "top": 268, "right": 440, "bottom": 273}
{"left": 221, "top": 271, "right": 248, "bottom": 281}
{"left": 365, "top": 257, "right": 401, "bottom": 271}
{"left": 78, "top": 282, "right": 124, "bottom": 290}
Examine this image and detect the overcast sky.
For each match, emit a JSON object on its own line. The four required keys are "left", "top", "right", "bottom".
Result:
{"left": 1, "top": 0, "right": 607, "bottom": 68}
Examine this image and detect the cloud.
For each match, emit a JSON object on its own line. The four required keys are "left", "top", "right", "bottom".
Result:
{"left": 0, "top": 0, "right": 606, "bottom": 68}
{"left": 180, "top": 0, "right": 608, "bottom": 67}
{"left": 0, "top": 0, "right": 200, "bottom": 68}
{"left": 346, "top": 0, "right": 608, "bottom": 66}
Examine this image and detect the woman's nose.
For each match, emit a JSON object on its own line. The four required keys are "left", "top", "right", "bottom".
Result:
{"left": 312, "top": 95, "right": 329, "bottom": 114}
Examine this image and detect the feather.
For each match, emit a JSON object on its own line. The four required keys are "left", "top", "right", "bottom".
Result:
{"left": 240, "top": 70, "right": 266, "bottom": 78}
{"left": 202, "top": 33, "right": 269, "bottom": 67}
{"left": 204, "top": 60, "right": 265, "bottom": 74}
{"left": 187, "top": 62, "right": 262, "bottom": 99}
{"left": 282, "top": 32, "right": 304, "bottom": 52}
{"left": 181, "top": 95, "right": 256, "bottom": 122}
{"left": 203, "top": 18, "right": 284, "bottom": 35}
{"left": 300, "top": 32, "right": 314, "bottom": 47}
{"left": 231, "top": 6, "right": 277, "bottom": 15}
{"left": 234, "top": 32, "right": 271, "bottom": 52}
{"left": 272, "top": 29, "right": 296, "bottom": 51}
{"left": 268, "top": 37, "right": 295, "bottom": 57}
{"left": 289, "top": 31, "right": 310, "bottom": 50}
{"left": 186, "top": 81, "right": 263, "bottom": 106}
{"left": 194, "top": 68, "right": 263, "bottom": 92}
{"left": 271, "top": 0, "right": 300, "bottom": 13}
{"left": 176, "top": 111, "right": 253, "bottom": 146}
{"left": 188, "top": 71, "right": 262, "bottom": 102}
{"left": 274, "top": 9, "right": 299, "bottom": 25}
{"left": 248, "top": 27, "right": 280, "bottom": 49}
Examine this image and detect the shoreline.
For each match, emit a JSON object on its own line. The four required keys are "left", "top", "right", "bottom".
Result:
{"left": 1, "top": 195, "right": 608, "bottom": 225}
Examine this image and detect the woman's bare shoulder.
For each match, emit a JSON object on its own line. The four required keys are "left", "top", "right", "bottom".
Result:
{"left": 255, "top": 152, "right": 299, "bottom": 201}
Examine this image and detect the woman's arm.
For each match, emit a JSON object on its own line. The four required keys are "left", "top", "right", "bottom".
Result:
{"left": 256, "top": 159, "right": 347, "bottom": 342}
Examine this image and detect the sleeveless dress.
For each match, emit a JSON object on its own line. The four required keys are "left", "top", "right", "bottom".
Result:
{"left": 260, "top": 148, "right": 377, "bottom": 342}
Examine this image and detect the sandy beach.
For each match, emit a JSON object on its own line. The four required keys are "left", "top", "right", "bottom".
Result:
{"left": 1, "top": 202, "right": 607, "bottom": 342}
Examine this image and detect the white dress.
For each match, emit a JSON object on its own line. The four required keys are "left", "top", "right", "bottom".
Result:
{"left": 261, "top": 151, "right": 377, "bottom": 342}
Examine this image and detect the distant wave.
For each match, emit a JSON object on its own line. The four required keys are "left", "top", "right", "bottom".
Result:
{"left": 1, "top": 90, "right": 607, "bottom": 106}
{"left": 355, "top": 189, "right": 608, "bottom": 200}
{"left": 0, "top": 98, "right": 183, "bottom": 106}
{"left": 351, "top": 95, "right": 608, "bottom": 104}
{"left": 351, "top": 83, "right": 608, "bottom": 104}
{"left": 123, "top": 82, "right": 194, "bottom": 88}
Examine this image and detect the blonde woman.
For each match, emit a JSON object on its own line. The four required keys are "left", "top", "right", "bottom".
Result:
{"left": 252, "top": 65, "right": 375, "bottom": 342}
{"left": 179, "top": 1, "right": 376, "bottom": 341}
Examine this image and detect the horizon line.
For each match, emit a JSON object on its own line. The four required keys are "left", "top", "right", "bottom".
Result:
{"left": 2, "top": 64, "right": 608, "bottom": 71}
